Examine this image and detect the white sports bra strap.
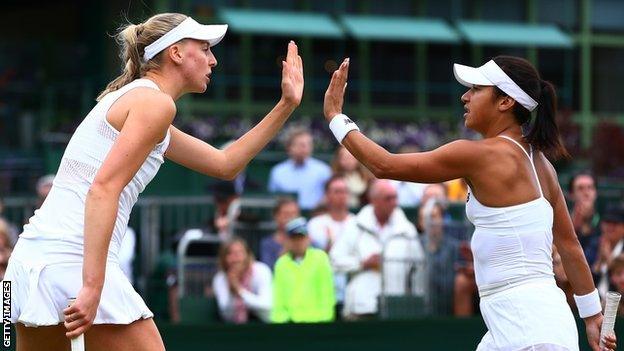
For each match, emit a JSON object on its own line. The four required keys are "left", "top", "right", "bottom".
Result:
{"left": 497, "top": 135, "right": 543, "bottom": 197}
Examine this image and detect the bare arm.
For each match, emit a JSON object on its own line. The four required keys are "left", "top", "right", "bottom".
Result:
{"left": 64, "top": 90, "right": 176, "bottom": 338}
{"left": 323, "top": 59, "right": 481, "bottom": 183}
{"left": 166, "top": 41, "right": 304, "bottom": 180}
{"left": 544, "top": 157, "right": 613, "bottom": 351}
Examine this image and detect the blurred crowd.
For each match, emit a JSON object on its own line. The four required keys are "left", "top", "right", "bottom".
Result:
{"left": 1, "top": 126, "right": 624, "bottom": 325}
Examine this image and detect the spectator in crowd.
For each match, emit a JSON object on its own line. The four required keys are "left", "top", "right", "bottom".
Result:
{"left": 308, "top": 175, "right": 355, "bottom": 315}
{"left": 331, "top": 146, "right": 374, "bottom": 207}
{"left": 210, "top": 180, "right": 241, "bottom": 240}
{"left": 0, "top": 218, "right": 13, "bottom": 279}
{"left": 568, "top": 171, "right": 600, "bottom": 265}
{"left": 330, "top": 180, "right": 425, "bottom": 319}
{"left": 421, "top": 183, "right": 447, "bottom": 209}
{"left": 608, "top": 254, "right": 624, "bottom": 317}
{"left": 414, "top": 183, "right": 449, "bottom": 233}
{"left": 308, "top": 176, "right": 355, "bottom": 252}
{"left": 213, "top": 237, "right": 272, "bottom": 323}
{"left": 272, "top": 217, "right": 335, "bottom": 323}
{"left": 35, "top": 174, "right": 55, "bottom": 209}
{"left": 259, "top": 197, "right": 299, "bottom": 269}
{"left": 592, "top": 203, "right": 624, "bottom": 298}
{"left": 419, "top": 199, "right": 460, "bottom": 315}
{"left": 268, "top": 128, "right": 331, "bottom": 210}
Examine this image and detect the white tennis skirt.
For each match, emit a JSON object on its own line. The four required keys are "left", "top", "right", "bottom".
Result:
{"left": 2, "top": 237, "right": 153, "bottom": 327}
{"left": 476, "top": 278, "right": 579, "bottom": 351}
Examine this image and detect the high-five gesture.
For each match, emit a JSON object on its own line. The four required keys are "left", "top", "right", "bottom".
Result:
{"left": 281, "top": 41, "right": 304, "bottom": 107}
{"left": 324, "top": 58, "right": 349, "bottom": 121}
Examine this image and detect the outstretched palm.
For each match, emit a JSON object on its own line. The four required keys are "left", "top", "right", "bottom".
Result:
{"left": 281, "top": 41, "right": 304, "bottom": 107}
{"left": 324, "top": 58, "right": 349, "bottom": 121}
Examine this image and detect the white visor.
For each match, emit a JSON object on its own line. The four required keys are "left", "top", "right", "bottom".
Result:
{"left": 453, "top": 60, "right": 538, "bottom": 112}
{"left": 143, "top": 17, "right": 228, "bottom": 62}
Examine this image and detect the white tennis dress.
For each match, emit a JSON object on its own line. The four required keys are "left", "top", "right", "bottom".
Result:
{"left": 469, "top": 136, "right": 578, "bottom": 351}
{"left": 3, "top": 78, "right": 169, "bottom": 326}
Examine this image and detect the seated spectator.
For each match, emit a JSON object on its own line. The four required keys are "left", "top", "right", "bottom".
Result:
{"left": 309, "top": 176, "right": 356, "bottom": 252}
{"left": 272, "top": 217, "right": 335, "bottom": 323}
{"left": 330, "top": 180, "right": 425, "bottom": 319}
{"left": 210, "top": 180, "right": 241, "bottom": 240}
{"left": 213, "top": 237, "right": 272, "bottom": 323}
{"left": 259, "top": 197, "right": 299, "bottom": 270}
{"left": 568, "top": 171, "right": 600, "bottom": 265}
{"left": 608, "top": 254, "right": 624, "bottom": 317}
{"left": 331, "top": 146, "right": 374, "bottom": 207}
{"left": 308, "top": 175, "right": 356, "bottom": 315}
{"left": 0, "top": 218, "right": 13, "bottom": 279}
{"left": 421, "top": 183, "right": 447, "bottom": 208}
{"left": 268, "top": 128, "right": 331, "bottom": 210}
{"left": 593, "top": 203, "right": 624, "bottom": 299}
{"left": 419, "top": 199, "right": 459, "bottom": 315}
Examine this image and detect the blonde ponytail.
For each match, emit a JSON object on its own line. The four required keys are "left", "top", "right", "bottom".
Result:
{"left": 97, "top": 13, "right": 188, "bottom": 101}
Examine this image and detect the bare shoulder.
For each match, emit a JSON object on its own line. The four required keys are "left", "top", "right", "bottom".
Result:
{"left": 108, "top": 87, "right": 176, "bottom": 132}
{"left": 534, "top": 151, "right": 562, "bottom": 201}
{"left": 125, "top": 87, "right": 176, "bottom": 117}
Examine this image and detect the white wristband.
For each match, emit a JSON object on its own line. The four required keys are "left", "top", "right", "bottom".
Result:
{"left": 329, "top": 114, "right": 359, "bottom": 144}
{"left": 574, "top": 289, "right": 602, "bottom": 318}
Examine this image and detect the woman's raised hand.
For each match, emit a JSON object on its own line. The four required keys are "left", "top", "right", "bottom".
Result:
{"left": 280, "top": 41, "right": 304, "bottom": 107}
{"left": 324, "top": 58, "right": 349, "bottom": 122}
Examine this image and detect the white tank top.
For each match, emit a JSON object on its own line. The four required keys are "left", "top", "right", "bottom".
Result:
{"left": 467, "top": 136, "right": 554, "bottom": 296}
{"left": 21, "top": 79, "right": 171, "bottom": 264}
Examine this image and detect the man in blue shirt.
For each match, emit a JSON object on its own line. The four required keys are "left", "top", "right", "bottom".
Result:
{"left": 268, "top": 128, "right": 331, "bottom": 210}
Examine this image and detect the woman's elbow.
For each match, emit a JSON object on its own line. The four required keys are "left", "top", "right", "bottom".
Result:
{"left": 88, "top": 180, "right": 122, "bottom": 200}
{"left": 218, "top": 168, "right": 240, "bottom": 181}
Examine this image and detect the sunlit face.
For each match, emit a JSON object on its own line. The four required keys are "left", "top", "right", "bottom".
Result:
{"left": 571, "top": 175, "right": 597, "bottom": 204}
{"left": 326, "top": 178, "right": 349, "bottom": 209}
{"left": 337, "top": 147, "right": 359, "bottom": 172}
{"left": 225, "top": 241, "right": 248, "bottom": 271}
{"left": 288, "top": 134, "right": 313, "bottom": 163}
{"left": 460, "top": 85, "right": 498, "bottom": 132}
{"left": 275, "top": 202, "right": 300, "bottom": 230}
{"left": 177, "top": 39, "right": 217, "bottom": 93}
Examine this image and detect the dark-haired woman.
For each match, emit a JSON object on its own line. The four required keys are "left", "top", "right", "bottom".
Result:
{"left": 323, "top": 56, "right": 615, "bottom": 351}
{"left": 3, "top": 13, "right": 303, "bottom": 351}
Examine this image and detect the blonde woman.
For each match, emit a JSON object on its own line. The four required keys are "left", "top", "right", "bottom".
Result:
{"left": 212, "top": 238, "right": 272, "bottom": 323}
{"left": 3, "top": 13, "right": 303, "bottom": 351}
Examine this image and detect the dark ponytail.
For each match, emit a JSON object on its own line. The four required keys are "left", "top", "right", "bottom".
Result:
{"left": 525, "top": 79, "right": 570, "bottom": 159}
{"left": 492, "top": 56, "right": 570, "bottom": 160}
